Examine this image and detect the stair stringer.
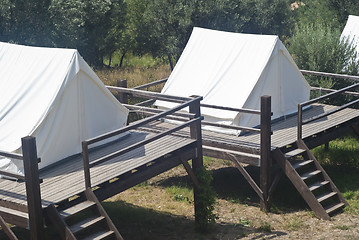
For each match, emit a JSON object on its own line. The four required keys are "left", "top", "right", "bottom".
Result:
{"left": 84, "top": 188, "right": 123, "bottom": 240}
{"left": 296, "top": 139, "right": 349, "bottom": 207}
{"left": 45, "top": 204, "right": 76, "bottom": 240}
{"left": 272, "top": 148, "right": 331, "bottom": 220}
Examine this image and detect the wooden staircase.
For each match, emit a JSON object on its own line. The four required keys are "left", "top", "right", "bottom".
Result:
{"left": 46, "top": 188, "right": 123, "bottom": 240}
{"left": 273, "top": 139, "right": 348, "bottom": 220}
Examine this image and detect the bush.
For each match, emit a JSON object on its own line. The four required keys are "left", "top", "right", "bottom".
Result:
{"left": 287, "top": 22, "right": 359, "bottom": 105}
{"left": 194, "top": 167, "right": 217, "bottom": 232}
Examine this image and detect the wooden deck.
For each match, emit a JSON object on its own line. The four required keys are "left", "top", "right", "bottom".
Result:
{"left": 0, "top": 92, "right": 203, "bottom": 239}
{"left": 0, "top": 130, "right": 196, "bottom": 210}
{"left": 138, "top": 103, "right": 359, "bottom": 166}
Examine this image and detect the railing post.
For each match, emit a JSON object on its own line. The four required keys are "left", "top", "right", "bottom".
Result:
{"left": 117, "top": 79, "right": 128, "bottom": 104}
{"left": 21, "top": 136, "right": 44, "bottom": 240}
{"left": 82, "top": 141, "right": 91, "bottom": 189}
{"left": 189, "top": 97, "right": 204, "bottom": 225}
{"left": 260, "top": 96, "right": 271, "bottom": 211}
{"left": 298, "top": 104, "right": 303, "bottom": 140}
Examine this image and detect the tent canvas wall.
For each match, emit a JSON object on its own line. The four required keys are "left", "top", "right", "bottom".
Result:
{"left": 340, "top": 15, "right": 359, "bottom": 63}
{"left": 156, "top": 27, "right": 310, "bottom": 135}
{"left": 0, "top": 42, "right": 129, "bottom": 174}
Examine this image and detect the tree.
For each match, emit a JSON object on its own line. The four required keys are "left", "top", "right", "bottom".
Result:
{"left": 140, "top": 0, "right": 194, "bottom": 69}
{"left": 2, "top": 0, "right": 52, "bottom": 46}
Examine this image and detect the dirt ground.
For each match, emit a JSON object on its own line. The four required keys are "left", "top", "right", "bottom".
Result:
{"left": 109, "top": 159, "right": 359, "bottom": 240}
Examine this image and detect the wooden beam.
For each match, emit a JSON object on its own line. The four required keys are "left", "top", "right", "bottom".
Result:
{"left": 180, "top": 159, "right": 200, "bottom": 190}
{"left": 133, "top": 78, "right": 168, "bottom": 90}
{"left": 203, "top": 146, "right": 260, "bottom": 166}
{"left": 229, "top": 155, "right": 264, "bottom": 201}
{"left": 0, "top": 215, "right": 18, "bottom": 240}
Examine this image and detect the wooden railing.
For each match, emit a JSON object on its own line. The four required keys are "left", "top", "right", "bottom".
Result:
{"left": 82, "top": 87, "right": 203, "bottom": 189}
{"left": 0, "top": 137, "right": 44, "bottom": 240}
{"left": 298, "top": 71, "right": 359, "bottom": 140}
{"left": 107, "top": 83, "right": 273, "bottom": 210}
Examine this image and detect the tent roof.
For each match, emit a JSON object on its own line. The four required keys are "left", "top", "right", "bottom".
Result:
{"left": 157, "top": 27, "right": 309, "bottom": 123}
{"left": 341, "top": 15, "right": 359, "bottom": 59}
{"left": 0, "top": 42, "right": 128, "bottom": 172}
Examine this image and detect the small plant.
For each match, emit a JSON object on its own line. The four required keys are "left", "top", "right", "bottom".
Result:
{"left": 194, "top": 167, "right": 217, "bottom": 232}
{"left": 239, "top": 217, "right": 252, "bottom": 227}
{"left": 173, "top": 193, "right": 188, "bottom": 202}
{"left": 257, "top": 221, "right": 272, "bottom": 233}
{"left": 334, "top": 225, "right": 350, "bottom": 230}
{"left": 284, "top": 217, "right": 304, "bottom": 231}
{"left": 166, "top": 186, "right": 193, "bottom": 204}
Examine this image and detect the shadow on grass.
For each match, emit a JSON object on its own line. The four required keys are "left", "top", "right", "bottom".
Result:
{"left": 102, "top": 200, "right": 257, "bottom": 240}
{"left": 156, "top": 164, "right": 309, "bottom": 214}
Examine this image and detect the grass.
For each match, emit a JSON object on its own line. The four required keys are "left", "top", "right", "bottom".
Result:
{"left": 312, "top": 136, "right": 359, "bottom": 215}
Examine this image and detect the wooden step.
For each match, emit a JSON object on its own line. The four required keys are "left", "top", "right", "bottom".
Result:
{"left": 325, "top": 202, "right": 345, "bottom": 215}
{"left": 285, "top": 148, "right": 306, "bottom": 158}
{"left": 60, "top": 200, "right": 96, "bottom": 219}
{"left": 317, "top": 192, "right": 337, "bottom": 203}
{"left": 69, "top": 215, "right": 105, "bottom": 234}
{"left": 308, "top": 181, "right": 330, "bottom": 191}
{"left": 292, "top": 160, "right": 314, "bottom": 170}
{"left": 301, "top": 170, "right": 322, "bottom": 181}
{"left": 82, "top": 230, "right": 115, "bottom": 240}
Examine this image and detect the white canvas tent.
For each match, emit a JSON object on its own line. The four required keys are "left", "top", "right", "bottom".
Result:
{"left": 340, "top": 15, "right": 359, "bottom": 63}
{"left": 0, "top": 42, "right": 129, "bottom": 174}
{"left": 156, "top": 27, "right": 310, "bottom": 135}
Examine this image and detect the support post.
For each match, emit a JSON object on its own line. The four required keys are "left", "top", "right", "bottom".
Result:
{"left": 189, "top": 97, "right": 204, "bottom": 225}
{"left": 260, "top": 96, "right": 271, "bottom": 211}
{"left": 325, "top": 142, "right": 329, "bottom": 151}
{"left": 117, "top": 79, "right": 128, "bottom": 104}
{"left": 82, "top": 141, "right": 91, "bottom": 189}
{"left": 21, "top": 136, "right": 44, "bottom": 240}
{"left": 298, "top": 104, "right": 303, "bottom": 140}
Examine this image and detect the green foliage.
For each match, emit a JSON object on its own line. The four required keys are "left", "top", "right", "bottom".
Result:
{"left": 1, "top": 0, "right": 294, "bottom": 68}
{"left": 288, "top": 23, "right": 358, "bottom": 76}
{"left": 288, "top": 21, "right": 359, "bottom": 103}
{"left": 194, "top": 166, "right": 217, "bottom": 232}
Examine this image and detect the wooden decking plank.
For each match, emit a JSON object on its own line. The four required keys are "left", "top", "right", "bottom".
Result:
{"left": 89, "top": 137, "right": 195, "bottom": 187}
{"left": 41, "top": 135, "right": 195, "bottom": 204}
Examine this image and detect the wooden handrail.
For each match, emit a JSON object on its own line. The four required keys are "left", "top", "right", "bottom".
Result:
{"left": 200, "top": 103, "right": 261, "bottom": 115}
{"left": 124, "top": 104, "right": 196, "bottom": 119}
{"left": 311, "top": 86, "right": 359, "bottom": 97}
{"left": 0, "top": 151, "right": 24, "bottom": 160}
{"left": 85, "top": 96, "right": 202, "bottom": 146}
{"left": 301, "top": 69, "right": 359, "bottom": 82}
{"left": 298, "top": 72, "right": 359, "bottom": 140}
{"left": 82, "top": 95, "right": 203, "bottom": 188}
{"left": 89, "top": 117, "right": 202, "bottom": 168}
{"left": 106, "top": 86, "right": 192, "bottom": 103}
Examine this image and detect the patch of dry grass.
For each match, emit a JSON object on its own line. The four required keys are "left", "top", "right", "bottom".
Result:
{"left": 96, "top": 65, "right": 171, "bottom": 90}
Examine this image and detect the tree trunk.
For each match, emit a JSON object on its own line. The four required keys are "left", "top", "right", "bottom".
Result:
{"left": 120, "top": 51, "right": 127, "bottom": 68}
{"left": 168, "top": 54, "right": 174, "bottom": 71}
